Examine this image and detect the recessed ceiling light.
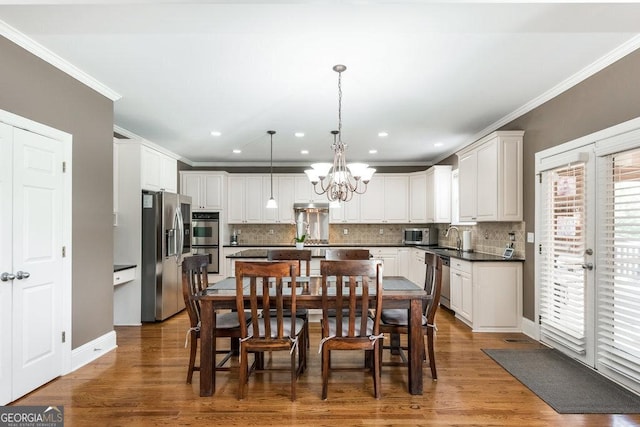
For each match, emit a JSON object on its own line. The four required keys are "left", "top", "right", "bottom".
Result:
{"left": 369, "top": 149, "right": 378, "bottom": 154}
{"left": 301, "top": 150, "right": 309, "bottom": 155}
{"left": 434, "top": 142, "right": 444, "bottom": 147}
{"left": 295, "top": 132, "right": 305, "bottom": 138}
{"left": 232, "top": 149, "right": 241, "bottom": 154}
{"left": 378, "top": 132, "right": 388, "bottom": 137}
{"left": 210, "top": 131, "right": 222, "bottom": 137}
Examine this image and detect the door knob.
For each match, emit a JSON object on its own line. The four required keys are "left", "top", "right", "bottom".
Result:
{"left": 15, "top": 271, "right": 30, "bottom": 280}
{"left": 581, "top": 263, "right": 594, "bottom": 271}
{"left": 1, "top": 272, "right": 15, "bottom": 282}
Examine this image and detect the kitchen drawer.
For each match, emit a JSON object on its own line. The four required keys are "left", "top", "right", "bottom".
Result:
{"left": 114, "top": 267, "right": 136, "bottom": 286}
{"left": 450, "top": 259, "right": 472, "bottom": 274}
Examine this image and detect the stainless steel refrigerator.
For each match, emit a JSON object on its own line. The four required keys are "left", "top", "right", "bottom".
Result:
{"left": 141, "top": 190, "right": 191, "bottom": 322}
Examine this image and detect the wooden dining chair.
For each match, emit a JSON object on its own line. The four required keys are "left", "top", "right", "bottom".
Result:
{"left": 267, "top": 249, "right": 311, "bottom": 347}
{"left": 182, "top": 254, "right": 249, "bottom": 384}
{"left": 235, "top": 261, "right": 307, "bottom": 401}
{"left": 324, "top": 248, "right": 370, "bottom": 260}
{"left": 319, "top": 260, "right": 384, "bottom": 400}
{"left": 379, "top": 252, "right": 442, "bottom": 380}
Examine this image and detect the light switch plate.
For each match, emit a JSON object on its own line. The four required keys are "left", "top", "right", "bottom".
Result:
{"left": 527, "top": 232, "right": 534, "bottom": 243}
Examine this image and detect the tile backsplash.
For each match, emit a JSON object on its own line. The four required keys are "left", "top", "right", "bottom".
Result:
{"left": 228, "top": 222, "right": 525, "bottom": 258}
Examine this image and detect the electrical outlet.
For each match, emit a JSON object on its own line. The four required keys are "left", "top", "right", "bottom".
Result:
{"left": 343, "top": 228, "right": 349, "bottom": 235}
{"left": 527, "top": 232, "right": 535, "bottom": 243}
{"left": 509, "top": 232, "right": 515, "bottom": 241}
{"left": 269, "top": 229, "right": 274, "bottom": 235}
{"left": 379, "top": 228, "right": 384, "bottom": 235}
{"left": 236, "top": 229, "right": 241, "bottom": 235}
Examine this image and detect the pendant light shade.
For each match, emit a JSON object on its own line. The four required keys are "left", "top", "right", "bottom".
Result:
{"left": 266, "top": 130, "right": 277, "bottom": 209}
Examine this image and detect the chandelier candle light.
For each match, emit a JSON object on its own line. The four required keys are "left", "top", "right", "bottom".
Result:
{"left": 305, "top": 64, "right": 375, "bottom": 204}
{"left": 266, "top": 130, "right": 277, "bottom": 209}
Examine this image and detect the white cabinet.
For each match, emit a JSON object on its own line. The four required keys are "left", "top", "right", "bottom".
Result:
{"left": 425, "top": 165, "right": 452, "bottom": 223}
{"left": 360, "top": 175, "right": 409, "bottom": 223}
{"left": 227, "top": 175, "right": 264, "bottom": 223}
{"left": 457, "top": 131, "right": 523, "bottom": 222}
{"left": 329, "top": 194, "right": 361, "bottom": 223}
{"left": 397, "top": 248, "right": 410, "bottom": 279}
{"left": 472, "top": 262, "right": 522, "bottom": 332}
{"left": 140, "top": 145, "right": 177, "bottom": 193}
{"left": 180, "top": 172, "right": 226, "bottom": 210}
{"left": 294, "top": 175, "right": 327, "bottom": 204}
{"left": 449, "top": 258, "right": 522, "bottom": 332}
{"left": 369, "top": 247, "right": 398, "bottom": 276}
{"left": 409, "top": 172, "right": 427, "bottom": 223}
{"left": 450, "top": 258, "right": 473, "bottom": 325}
{"left": 408, "top": 248, "right": 426, "bottom": 286}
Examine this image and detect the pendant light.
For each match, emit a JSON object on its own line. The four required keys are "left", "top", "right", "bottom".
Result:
{"left": 266, "top": 130, "right": 277, "bottom": 209}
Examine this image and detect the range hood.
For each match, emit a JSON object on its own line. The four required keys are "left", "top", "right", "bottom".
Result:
{"left": 293, "top": 203, "right": 329, "bottom": 244}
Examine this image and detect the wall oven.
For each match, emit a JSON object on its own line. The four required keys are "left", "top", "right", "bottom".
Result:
{"left": 192, "top": 212, "right": 219, "bottom": 274}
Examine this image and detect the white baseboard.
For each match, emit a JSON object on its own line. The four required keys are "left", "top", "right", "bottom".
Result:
{"left": 521, "top": 316, "right": 540, "bottom": 341}
{"left": 70, "top": 330, "right": 118, "bottom": 372}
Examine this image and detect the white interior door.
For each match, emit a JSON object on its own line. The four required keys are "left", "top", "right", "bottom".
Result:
{"left": 0, "top": 123, "right": 14, "bottom": 404}
{"left": 537, "top": 147, "right": 596, "bottom": 366}
{"left": 0, "top": 125, "right": 64, "bottom": 404}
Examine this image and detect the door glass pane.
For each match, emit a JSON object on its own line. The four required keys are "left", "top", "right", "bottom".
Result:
{"left": 539, "top": 162, "right": 587, "bottom": 354}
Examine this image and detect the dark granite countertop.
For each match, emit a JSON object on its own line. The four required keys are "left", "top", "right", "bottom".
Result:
{"left": 223, "top": 244, "right": 410, "bottom": 248}
{"left": 415, "top": 246, "right": 524, "bottom": 262}
{"left": 227, "top": 249, "right": 329, "bottom": 258}
{"left": 224, "top": 245, "right": 523, "bottom": 262}
{"left": 114, "top": 264, "right": 137, "bottom": 272}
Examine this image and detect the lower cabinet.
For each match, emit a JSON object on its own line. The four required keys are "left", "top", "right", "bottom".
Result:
{"left": 450, "top": 259, "right": 522, "bottom": 332}
{"left": 450, "top": 259, "right": 472, "bottom": 324}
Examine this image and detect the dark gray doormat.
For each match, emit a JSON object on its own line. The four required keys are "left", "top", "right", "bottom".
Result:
{"left": 483, "top": 348, "right": 640, "bottom": 414}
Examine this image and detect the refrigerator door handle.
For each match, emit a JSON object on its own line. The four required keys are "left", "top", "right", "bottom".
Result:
{"left": 175, "top": 206, "right": 184, "bottom": 263}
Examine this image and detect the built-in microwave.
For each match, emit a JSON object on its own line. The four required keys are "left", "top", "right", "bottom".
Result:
{"left": 403, "top": 227, "right": 438, "bottom": 245}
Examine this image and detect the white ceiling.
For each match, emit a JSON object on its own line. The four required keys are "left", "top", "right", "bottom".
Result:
{"left": 1, "top": 1, "right": 639, "bottom": 166}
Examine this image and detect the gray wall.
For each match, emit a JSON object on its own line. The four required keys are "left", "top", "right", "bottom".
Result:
{"left": 499, "top": 48, "right": 640, "bottom": 320}
{"left": 0, "top": 36, "right": 114, "bottom": 348}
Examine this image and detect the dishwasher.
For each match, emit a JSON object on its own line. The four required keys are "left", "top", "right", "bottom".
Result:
{"left": 439, "top": 255, "right": 451, "bottom": 309}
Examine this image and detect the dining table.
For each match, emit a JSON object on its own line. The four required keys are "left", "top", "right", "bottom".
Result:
{"left": 195, "top": 275, "right": 430, "bottom": 397}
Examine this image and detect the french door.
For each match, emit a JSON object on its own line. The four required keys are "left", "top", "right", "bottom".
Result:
{"left": 536, "top": 119, "right": 640, "bottom": 394}
{"left": 537, "top": 147, "right": 596, "bottom": 366}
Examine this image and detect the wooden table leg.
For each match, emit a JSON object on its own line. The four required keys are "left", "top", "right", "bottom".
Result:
{"left": 199, "top": 300, "right": 216, "bottom": 397}
{"left": 407, "top": 298, "right": 424, "bottom": 395}
{"left": 390, "top": 333, "right": 401, "bottom": 355}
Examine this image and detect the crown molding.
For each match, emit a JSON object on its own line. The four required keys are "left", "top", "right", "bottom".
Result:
{"left": 0, "top": 19, "right": 121, "bottom": 101}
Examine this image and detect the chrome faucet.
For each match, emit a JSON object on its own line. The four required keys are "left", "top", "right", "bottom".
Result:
{"left": 445, "top": 225, "right": 461, "bottom": 251}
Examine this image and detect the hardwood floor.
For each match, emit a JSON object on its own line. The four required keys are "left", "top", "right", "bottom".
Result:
{"left": 12, "top": 308, "right": 640, "bottom": 426}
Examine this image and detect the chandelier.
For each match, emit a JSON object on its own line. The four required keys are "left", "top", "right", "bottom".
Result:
{"left": 305, "top": 64, "right": 375, "bottom": 204}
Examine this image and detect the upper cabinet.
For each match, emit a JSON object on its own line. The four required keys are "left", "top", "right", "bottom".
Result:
{"left": 408, "top": 171, "right": 427, "bottom": 223}
{"left": 457, "top": 131, "right": 524, "bottom": 222}
{"left": 425, "top": 165, "right": 452, "bottom": 223}
{"left": 180, "top": 171, "right": 226, "bottom": 211}
{"left": 228, "top": 175, "right": 295, "bottom": 224}
{"left": 359, "top": 174, "right": 409, "bottom": 223}
{"left": 141, "top": 145, "right": 177, "bottom": 193}
{"left": 294, "top": 175, "right": 328, "bottom": 204}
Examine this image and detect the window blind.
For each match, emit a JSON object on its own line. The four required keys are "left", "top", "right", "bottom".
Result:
{"left": 597, "top": 148, "right": 640, "bottom": 388}
{"left": 539, "top": 162, "right": 587, "bottom": 354}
